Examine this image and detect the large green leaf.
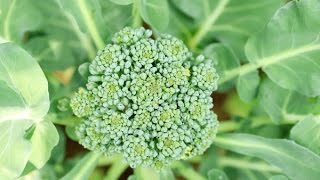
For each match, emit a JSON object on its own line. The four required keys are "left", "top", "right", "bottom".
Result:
{"left": 0, "top": 43, "right": 49, "bottom": 120}
{"left": 0, "top": 121, "right": 32, "bottom": 179}
{"left": 245, "top": 0, "right": 320, "bottom": 97}
{"left": 0, "top": 0, "right": 42, "bottom": 42}
{"left": 258, "top": 79, "right": 320, "bottom": 123}
{"left": 57, "top": 0, "right": 107, "bottom": 49}
{"left": 99, "top": 0, "right": 132, "bottom": 35}
{"left": 214, "top": 133, "right": 320, "bottom": 180}
{"left": 25, "top": 0, "right": 87, "bottom": 70}
{"left": 291, "top": 116, "right": 320, "bottom": 156}
{"left": 27, "top": 119, "right": 59, "bottom": 169}
{"left": 61, "top": 152, "right": 101, "bottom": 180}
{"left": 139, "top": 0, "right": 169, "bottom": 31}
{"left": 0, "top": 43, "right": 58, "bottom": 178}
{"left": 179, "top": 0, "right": 282, "bottom": 55}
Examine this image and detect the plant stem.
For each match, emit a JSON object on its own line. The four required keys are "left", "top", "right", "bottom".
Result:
{"left": 132, "top": 0, "right": 142, "bottom": 28}
{"left": 104, "top": 159, "right": 128, "bottom": 180}
{"left": 78, "top": 0, "right": 105, "bottom": 49}
{"left": 218, "top": 116, "right": 297, "bottom": 133}
{"left": 218, "top": 44, "right": 320, "bottom": 85}
{"left": 218, "top": 157, "right": 281, "bottom": 173}
{"left": 188, "top": 0, "right": 229, "bottom": 50}
{"left": 171, "top": 162, "right": 206, "bottom": 180}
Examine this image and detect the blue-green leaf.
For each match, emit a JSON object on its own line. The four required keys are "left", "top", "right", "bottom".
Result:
{"left": 0, "top": 0, "right": 42, "bottom": 42}
{"left": 245, "top": 0, "right": 320, "bottom": 97}
{"left": 139, "top": 0, "right": 169, "bottom": 31}
{"left": 214, "top": 133, "right": 320, "bottom": 180}
{"left": 109, "top": 0, "right": 132, "bottom": 5}
{"left": 208, "top": 169, "right": 229, "bottom": 180}
{"left": 291, "top": 116, "right": 320, "bottom": 155}
{"left": 57, "top": 0, "right": 106, "bottom": 49}
{"left": 236, "top": 71, "right": 260, "bottom": 102}
{"left": 258, "top": 79, "right": 320, "bottom": 123}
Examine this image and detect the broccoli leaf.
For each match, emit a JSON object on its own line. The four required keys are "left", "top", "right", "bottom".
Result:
{"left": 57, "top": 0, "right": 107, "bottom": 49}
{"left": 269, "top": 175, "right": 288, "bottom": 180}
{"left": 236, "top": 71, "right": 260, "bottom": 102}
{"left": 0, "top": 43, "right": 58, "bottom": 179}
{"left": 0, "top": 0, "right": 42, "bottom": 43}
{"left": 245, "top": 0, "right": 320, "bottom": 97}
{"left": 179, "top": 0, "right": 282, "bottom": 56}
{"left": 0, "top": 43, "right": 49, "bottom": 120}
{"left": 258, "top": 79, "right": 320, "bottom": 123}
{"left": 139, "top": 0, "right": 169, "bottom": 31}
{"left": 0, "top": 121, "right": 32, "bottom": 179}
{"left": 214, "top": 133, "right": 320, "bottom": 180}
{"left": 109, "top": 0, "right": 133, "bottom": 5}
{"left": 291, "top": 116, "right": 320, "bottom": 156}
{"left": 27, "top": 119, "right": 59, "bottom": 169}
{"left": 208, "top": 169, "right": 229, "bottom": 180}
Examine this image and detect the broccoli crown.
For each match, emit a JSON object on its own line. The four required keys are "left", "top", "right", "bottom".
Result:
{"left": 70, "top": 27, "right": 219, "bottom": 168}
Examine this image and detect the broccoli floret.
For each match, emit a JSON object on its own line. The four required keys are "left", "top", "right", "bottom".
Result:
{"left": 70, "top": 27, "right": 219, "bottom": 169}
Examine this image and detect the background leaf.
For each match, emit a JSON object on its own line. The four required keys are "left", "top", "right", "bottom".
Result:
{"left": 0, "top": 42, "right": 49, "bottom": 121}
{"left": 180, "top": 0, "right": 282, "bottom": 55}
{"left": 258, "top": 79, "right": 320, "bottom": 123}
{"left": 0, "top": 121, "right": 32, "bottom": 179}
{"left": 61, "top": 152, "right": 100, "bottom": 180}
{"left": 269, "top": 175, "right": 288, "bottom": 180}
{"left": 208, "top": 169, "right": 229, "bottom": 180}
{"left": 245, "top": 0, "right": 320, "bottom": 97}
{"left": 214, "top": 133, "right": 320, "bottom": 180}
{"left": 0, "top": 43, "right": 57, "bottom": 178}
{"left": 139, "top": 0, "right": 169, "bottom": 31}
{"left": 27, "top": 119, "right": 59, "bottom": 169}
{"left": 290, "top": 116, "right": 320, "bottom": 155}
{"left": 236, "top": 71, "right": 260, "bottom": 102}
{"left": 0, "top": 0, "right": 42, "bottom": 42}
{"left": 57, "top": 0, "right": 106, "bottom": 49}
{"left": 109, "top": 0, "right": 133, "bottom": 5}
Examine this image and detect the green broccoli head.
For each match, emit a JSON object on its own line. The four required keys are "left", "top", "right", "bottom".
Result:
{"left": 70, "top": 27, "right": 219, "bottom": 168}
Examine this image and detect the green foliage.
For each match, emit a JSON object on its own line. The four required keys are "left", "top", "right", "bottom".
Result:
{"left": 1, "top": 0, "right": 320, "bottom": 179}
{"left": 291, "top": 116, "right": 320, "bottom": 155}
{"left": 0, "top": 43, "right": 58, "bottom": 179}
{"left": 61, "top": 152, "right": 101, "bottom": 180}
{"left": 214, "top": 133, "right": 320, "bottom": 180}
{"left": 139, "top": 0, "right": 170, "bottom": 31}
{"left": 208, "top": 169, "right": 229, "bottom": 180}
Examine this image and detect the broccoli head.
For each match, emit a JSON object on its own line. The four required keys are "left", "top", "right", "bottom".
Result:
{"left": 70, "top": 27, "right": 219, "bottom": 168}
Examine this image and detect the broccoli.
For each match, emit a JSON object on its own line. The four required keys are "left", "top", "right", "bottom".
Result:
{"left": 70, "top": 27, "right": 219, "bottom": 168}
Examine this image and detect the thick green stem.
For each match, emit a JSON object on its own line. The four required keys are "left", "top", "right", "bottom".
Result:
{"left": 77, "top": 0, "right": 105, "bottom": 49}
{"left": 219, "top": 157, "right": 281, "bottom": 173}
{"left": 218, "top": 44, "right": 320, "bottom": 85}
{"left": 171, "top": 162, "right": 206, "bottom": 180}
{"left": 104, "top": 159, "right": 128, "bottom": 180}
{"left": 132, "top": 0, "right": 142, "bottom": 28}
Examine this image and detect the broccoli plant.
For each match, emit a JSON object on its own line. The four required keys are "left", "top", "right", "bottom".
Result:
{"left": 0, "top": 0, "right": 320, "bottom": 180}
{"left": 70, "top": 27, "right": 219, "bottom": 168}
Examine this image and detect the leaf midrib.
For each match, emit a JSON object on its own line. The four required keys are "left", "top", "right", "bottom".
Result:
{"left": 3, "top": 0, "right": 16, "bottom": 40}
{"left": 219, "top": 44, "right": 320, "bottom": 84}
